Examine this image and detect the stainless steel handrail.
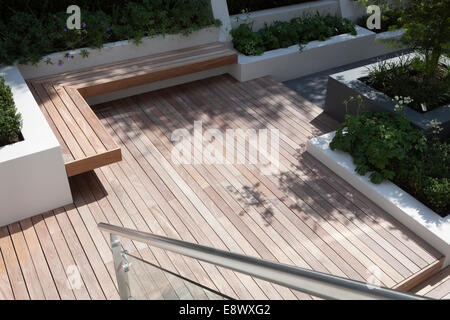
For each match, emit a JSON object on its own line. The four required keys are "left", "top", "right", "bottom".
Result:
{"left": 98, "top": 222, "right": 426, "bottom": 300}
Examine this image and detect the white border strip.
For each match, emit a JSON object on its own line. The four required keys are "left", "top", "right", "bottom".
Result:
{"left": 307, "top": 132, "right": 450, "bottom": 266}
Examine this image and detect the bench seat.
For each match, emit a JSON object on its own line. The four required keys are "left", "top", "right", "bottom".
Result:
{"left": 27, "top": 42, "right": 237, "bottom": 176}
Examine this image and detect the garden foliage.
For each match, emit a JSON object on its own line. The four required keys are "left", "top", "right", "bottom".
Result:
{"left": 330, "top": 106, "right": 449, "bottom": 216}
{"left": 231, "top": 14, "right": 356, "bottom": 55}
{"left": 0, "top": 76, "right": 22, "bottom": 147}
{"left": 0, "top": 0, "right": 219, "bottom": 65}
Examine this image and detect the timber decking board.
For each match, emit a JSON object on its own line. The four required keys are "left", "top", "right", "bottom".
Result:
{"left": 1, "top": 75, "right": 444, "bottom": 300}
{"left": 27, "top": 42, "right": 237, "bottom": 177}
{"left": 412, "top": 266, "right": 450, "bottom": 299}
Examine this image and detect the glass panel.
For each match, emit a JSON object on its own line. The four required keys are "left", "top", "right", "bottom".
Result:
{"left": 123, "top": 252, "right": 229, "bottom": 300}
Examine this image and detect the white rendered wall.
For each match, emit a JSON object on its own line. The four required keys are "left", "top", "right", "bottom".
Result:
{"left": 230, "top": 0, "right": 339, "bottom": 31}
{"left": 0, "top": 66, "right": 72, "bottom": 227}
{"left": 307, "top": 132, "right": 450, "bottom": 267}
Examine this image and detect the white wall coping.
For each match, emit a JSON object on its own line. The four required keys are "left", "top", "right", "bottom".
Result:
{"left": 307, "top": 132, "right": 450, "bottom": 266}
{"left": 375, "top": 28, "right": 405, "bottom": 40}
{"left": 39, "top": 25, "right": 219, "bottom": 62}
{"left": 0, "top": 65, "right": 72, "bottom": 226}
{"left": 0, "top": 66, "right": 60, "bottom": 162}
{"left": 230, "top": 0, "right": 339, "bottom": 30}
{"left": 238, "top": 25, "right": 373, "bottom": 63}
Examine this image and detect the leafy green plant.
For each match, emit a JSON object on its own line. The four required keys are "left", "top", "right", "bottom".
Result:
{"left": 231, "top": 14, "right": 356, "bottom": 56}
{"left": 330, "top": 109, "right": 427, "bottom": 184}
{"left": 330, "top": 100, "right": 449, "bottom": 216}
{"left": 0, "top": 76, "right": 22, "bottom": 147}
{"left": 0, "top": 1, "right": 219, "bottom": 66}
{"left": 358, "top": 0, "right": 450, "bottom": 76}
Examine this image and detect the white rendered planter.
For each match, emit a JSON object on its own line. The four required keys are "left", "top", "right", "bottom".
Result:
{"left": 230, "top": 0, "right": 339, "bottom": 31}
{"left": 307, "top": 132, "right": 450, "bottom": 267}
{"left": 371, "top": 29, "right": 405, "bottom": 56}
{"left": 230, "top": 26, "right": 375, "bottom": 82}
{"left": 18, "top": 26, "right": 220, "bottom": 79}
{"left": 0, "top": 66, "right": 73, "bottom": 227}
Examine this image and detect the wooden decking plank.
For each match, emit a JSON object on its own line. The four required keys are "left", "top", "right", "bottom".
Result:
{"left": 206, "top": 78, "right": 424, "bottom": 278}
{"left": 19, "top": 218, "right": 60, "bottom": 299}
{"left": 120, "top": 101, "right": 299, "bottom": 300}
{"left": 27, "top": 82, "right": 74, "bottom": 163}
{"left": 77, "top": 54, "right": 237, "bottom": 98}
{"left": 0, "top": 240, "right": 14, "bottom": 300}
{"left": 34, "top": 42, "right": 228, "bottom": 85}
{"left": 4, "top": 75, "right": 444, "bottom": 300}
{"left": 181, "top": 79, "right": 406, "bottom": 284}
{"left": 30, "top": 214, "right": 76, "bottom": 300}
{"left": 32, "top": 82, "right": 85, "bottom": 160}
{"left": 7, "top": 222, "right": 45, "bottom": 299}
{"left": 53, "top": 85, "right": 106, "bottom": 153}
{"left": 246, "top": 77, "right": 439, "bottom": 265}
{"left": 104, "top": 105, "right": 264, "bottom": 299}
{"left": 175, "top": 84, "right": 383, "bottom": 283}
{"left": 412, "top": 266, "right": 450, "bottom": 298}
{"left": 101, "top": 105, "right": 260, "bottom": 299}
{"left": 0, "top": 226, "right": 29, "bottom": 299}
{"left": 50, "top": 208, "right": 107, "bottom": 299}
{"left": 183, "top": 80, "right": 380, "bottom": 282}
{"left": 132, "top": 94, "right": 315, "bottom": 299}
{"left": 66, "top": 44, "right": 234, "bottom": 88}
{"left": 98, "top": 113, "right": 242, "bottom": 299}
{"left": 42, "top": 83, "right": 96, "bottom": 157}
{"left": 65, "top": 87, "right": 119, "bottom": 151}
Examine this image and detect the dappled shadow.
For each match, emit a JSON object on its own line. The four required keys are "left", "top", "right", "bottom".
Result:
{"left": 226, "top": 183, "right": 274, "bottom": 226}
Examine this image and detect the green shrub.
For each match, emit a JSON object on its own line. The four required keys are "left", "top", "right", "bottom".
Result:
{"left": 0, "top": 76, "right": 22, "bottom": 146}
{"left": 231, "top": 14, "right": 356, "bottom": 55}
{"left": 0, "top": 1, "right": 219, "bottom": 66}
{"left": 358, "top": 0, "right": 450, "bottom": 77}
{"left": 422, "top": 178, "right": 449, "bottom": 214}
{"left": 330, "top": 109, "right": 427, "bottom": 184}
{"left": 227, "top": 0, "right": 318, "bottom": 15}
{"left": 330, "top": 105, "right": 449, "bottom": 216}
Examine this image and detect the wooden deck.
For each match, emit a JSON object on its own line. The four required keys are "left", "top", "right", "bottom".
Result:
{"left": 412, "top": 266, "right": 450, "bottom": 299}
{"left": 0, "top": 75, "right": 445, "bottom": 300}
{"left": 27, "top": 42, "right": 237, "bottom": 177}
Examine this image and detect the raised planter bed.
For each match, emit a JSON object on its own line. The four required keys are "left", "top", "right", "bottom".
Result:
{"left": 0, "top": 66, "right": 72, "bottom": 227}
{"left": 324, "top": 54, "right": 450, "bottom": 138}
{"left": 307, "top": 132, "right": 450, "bottom": 267}
{"left": 230, "top": 25, "right": 377, "bottom": 82}
{"left": 229, "top": 0, "right": 339, "bottom": 31}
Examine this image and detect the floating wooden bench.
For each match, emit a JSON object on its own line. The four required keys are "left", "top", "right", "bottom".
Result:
{"left": 28, "top": 42, "right": 237, "bottom": 177}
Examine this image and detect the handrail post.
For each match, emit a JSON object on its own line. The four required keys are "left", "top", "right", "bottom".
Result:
{"left": 110, "top": 234, "right": 132, "bottom": 300}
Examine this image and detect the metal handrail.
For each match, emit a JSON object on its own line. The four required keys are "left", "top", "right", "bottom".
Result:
{"left": 98, "top": 223, "right": 426, "bottom": 300}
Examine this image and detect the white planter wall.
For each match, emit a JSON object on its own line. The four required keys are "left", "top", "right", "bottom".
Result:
{"left": 307, "top": 132, "right": 450, "bottom": 267}
{"left": 0, "top": 66, "right": 73, "bottom": 227}
{"left": 338, "top": 0, "right": 366, "bottom": 21}
{"left": 230, "top": 0, "right": 339, "bottom": 31}
{"left": 230, "top": 26, "right": 376, "bottom": 82}
{"left": 19, "top": 26, "right": 220, "bottom": 79}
